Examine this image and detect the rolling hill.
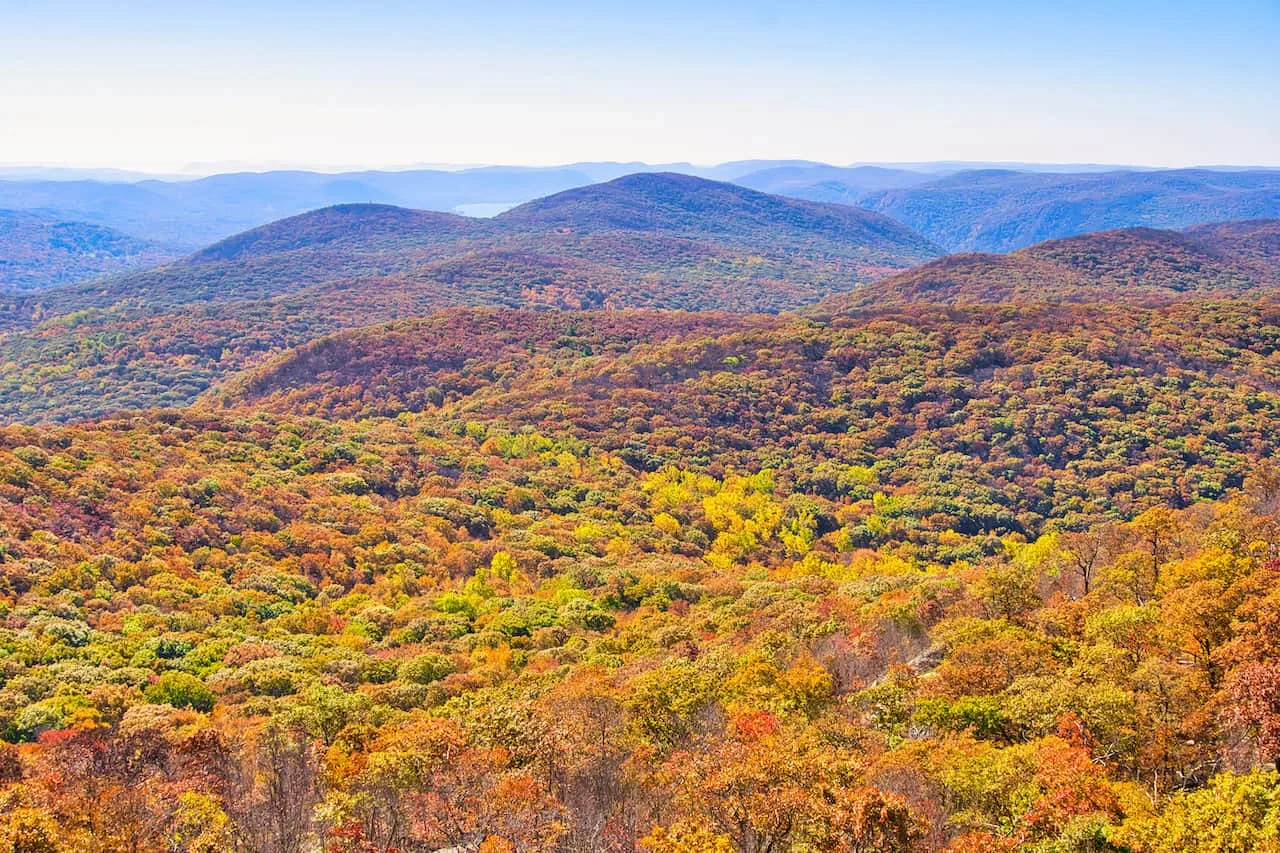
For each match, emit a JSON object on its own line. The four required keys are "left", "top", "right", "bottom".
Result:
{"left": 0, "top": 175, "right": 941, "bottom": 325}
{"left": 0, "top": 209, "right": 176, "bottom": 289}
{"left": 210, "top": 297, "right": 1280, "bottom": 533}
{"left": 858, "top": 168, "right": 1280, "bottom": 252}
{"left": 0, "top": 174, "right": 943, "bottom": 422}
{"left": 497, "top": 172, "right": 935, "bottom": 249}
{"left": 0, "top": 160, "right": 870, "bottom": 249}
{"left": 821, "top": 219, "right": 1280, "bottom": 308}
{"left": 733, "top": 164, "right": 938, "bottom": 204}
{"left": 184, "top": 202, "right": 487, "bottom": 262}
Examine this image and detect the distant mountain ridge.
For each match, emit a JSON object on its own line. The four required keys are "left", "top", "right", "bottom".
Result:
{"left": 821, "top": 219, "right": 1280, "bottom": 308}
{"left": 2, "top": 160, "right": 1278, "bottom": 257}
{"left": 3, "top": 173, "right": 939, "bottom": 321}
{"left": 0, "top": 161, "right": 838, "bottom": 251}
{"left": 0, "top": 173, "right": 943, "bottom": 422}
{"left": 733, "top": 165, "right": 939, "bottom": 204}
{"left": 858, "top": 168, "right": 1280, "bottom": 252}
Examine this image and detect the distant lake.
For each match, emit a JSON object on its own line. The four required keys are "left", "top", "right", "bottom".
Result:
{"left": 453, "top": 201, "right": 521, "bottom": 217}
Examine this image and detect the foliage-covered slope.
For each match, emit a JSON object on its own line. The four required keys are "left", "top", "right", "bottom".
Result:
{"left": 1184, "top": 217, "right": 1280, "bottom": 267}
{"left": 186, "top": 203, "right": 487, "bottom": 262}
{"left": 498, "top": 172, "right": 941, "bottom": 255}
{"left": 0, "top": 210, "right": 175, "bottom": 290}
{"left": 215, "top": 299, "right": 1280, "bottom": 543}
{"left": 860, "top": 169, "right": 1280, "bottom": 252}
{"left": 0, "top": 175, "right": 941, "bottom": 325}
{"left": 0, "top": 176, "right": 945, "bottom": 423}
{"left": 214, "top": 309, "right": 761, "bottom": 417}
{"left": 3, "top": 369, "right": 1280, "bottom": 850}
{"left": 3, "top": 189, "right": 1280, "bottom": 850}
{"left": 825, "top": 220, "right": 1280, "bottom": 307}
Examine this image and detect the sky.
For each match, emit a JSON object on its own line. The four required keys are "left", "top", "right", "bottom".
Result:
{"left": 1, "top": 0, "right": 1278, "bottom": 172}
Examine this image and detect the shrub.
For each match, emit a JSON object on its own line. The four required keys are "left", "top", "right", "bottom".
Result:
{"left": 145, "top": 672, "right": 215, "bottom": 712}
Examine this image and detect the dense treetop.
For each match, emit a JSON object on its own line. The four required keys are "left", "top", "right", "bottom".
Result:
{"left": 0, "top": 368, "right": 1278, "bottom": 850}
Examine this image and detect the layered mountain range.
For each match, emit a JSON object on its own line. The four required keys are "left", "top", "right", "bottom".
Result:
{"left": 1, "top": 161, "right": 1276, "bottom": 268}
{"left": 1, "top": 168, "right": 1279, "bottom": 424}
{"left": 0, "top": 174, "right": 945, "bottom": 421}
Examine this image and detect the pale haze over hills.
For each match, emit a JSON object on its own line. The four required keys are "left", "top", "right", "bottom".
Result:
{"left": 0, "top": 161, "right": 1276, "bottom": 272}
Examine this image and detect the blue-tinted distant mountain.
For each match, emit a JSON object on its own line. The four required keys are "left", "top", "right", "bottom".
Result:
{"left": 0, "top": 167, "right": 601, "bottom": 248}
{"left": 852, "top": 161, "right": 1167, "bottom": 175}
{"left": 691, "top": 160, "right": 830, "bottom": 181}
{"left": 735, "top": 165, "right": 937, "bottom": 203}
{"left": 859, "top": 168, "right": 1280, "bottom": 252}
{"left": 0, "top": 161, "right": 861, "bottom": 250}
{"left": 3, "top": 161, "right": 1279, "bottom": 256}
{"left": 0, "top": 210, "right": 177, "bottom": 290}
{"left": 0, "top": 180, "right": 190, "bottom": 245}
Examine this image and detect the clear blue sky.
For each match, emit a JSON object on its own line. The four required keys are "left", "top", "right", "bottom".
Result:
{"left": 2, "top": 0, "right": 1277, "bottom": 171}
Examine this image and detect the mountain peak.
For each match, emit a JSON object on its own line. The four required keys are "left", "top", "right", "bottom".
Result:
{"left": 496, "top": 172, "right": 944, "bottom": 256}
{"left": 818, "top": 218, "right": 1280, "bottom": 310}
{"left": 187, "top": 203, "right": 479, "bottom": 263}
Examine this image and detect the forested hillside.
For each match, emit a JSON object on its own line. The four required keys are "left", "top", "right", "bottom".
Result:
{"left": 212, "top": 299, "right": 1280, "bottom": 541}
{"left": 2, "top": 349, "right": 1280, "bottom": 851}
{"left": 826, "top": 220, "right": 1280, "bottom": 307}
{"left": 7, "top": 0, "right": 1280, "bottom": 843}
{"left": 0, "top": 174, "right": 939, "bottom": 324}
{"left": 858, "top": 169, "right": 1280, "bottom": 252}
{"left": 1, "top": 172, "right": 1280, "bottom": 851}
{"left": 0, "top": 211, "right": 175, "bottom": 290}
{"left": 0, "top": 176, "right": 943, "bottom": 424}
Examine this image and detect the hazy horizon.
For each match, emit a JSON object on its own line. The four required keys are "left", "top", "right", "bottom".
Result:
{"left": 2, "top": 158, "right": 1279, "bottom": 183}
{"left": 3, "top": 0, "right": 1277, "bottom": 172}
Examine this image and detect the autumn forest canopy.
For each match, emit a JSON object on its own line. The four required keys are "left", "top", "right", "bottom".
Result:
{"left": 1, "top": 164, "right": 1280, "bottom": 852}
